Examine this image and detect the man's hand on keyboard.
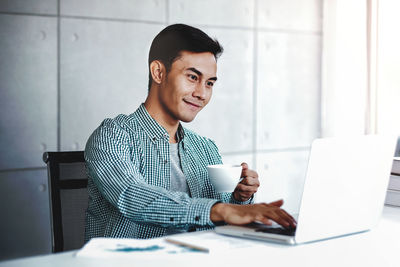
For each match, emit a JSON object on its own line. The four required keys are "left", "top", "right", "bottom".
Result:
{"left": 210, "top": 199, "right": 297, "bottom": 229}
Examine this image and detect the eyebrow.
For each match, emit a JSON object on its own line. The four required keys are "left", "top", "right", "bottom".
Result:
{"left": 187, "top": 67, "right": 217, "bottom": 81}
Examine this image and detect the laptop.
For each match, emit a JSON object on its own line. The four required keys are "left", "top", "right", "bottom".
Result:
{"left": 215, "top": 135, "right": 397, "bottom": 245}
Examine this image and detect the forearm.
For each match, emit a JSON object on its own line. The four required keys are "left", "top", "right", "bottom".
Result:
{"left": 118, "top": 184, "right": 219, "bottom": 227}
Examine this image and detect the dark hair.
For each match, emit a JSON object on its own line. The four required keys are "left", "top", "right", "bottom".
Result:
{"left": 148, "top": 24, "right": 223, "bottom": 90}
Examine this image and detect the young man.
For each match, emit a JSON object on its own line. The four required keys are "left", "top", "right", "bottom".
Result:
{"left": 84, "top": 24, "right": 296, "bottom": 241}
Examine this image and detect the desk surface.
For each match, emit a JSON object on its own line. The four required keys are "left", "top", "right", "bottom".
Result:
{"left": 2, "top": 206, "right": 400, "bottom": 267}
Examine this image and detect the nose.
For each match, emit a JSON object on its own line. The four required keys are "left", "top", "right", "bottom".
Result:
{"left": 193, "top": 83, "right": 207, "bottom": 100}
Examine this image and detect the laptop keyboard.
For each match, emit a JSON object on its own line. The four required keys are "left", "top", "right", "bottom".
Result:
{"left": 255, "top": 227, "right": 296, "bottom": 236}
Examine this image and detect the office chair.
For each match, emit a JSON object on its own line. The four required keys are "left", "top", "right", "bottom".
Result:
{"left": 43, "top": 151, "right": 88, "bottom": 253}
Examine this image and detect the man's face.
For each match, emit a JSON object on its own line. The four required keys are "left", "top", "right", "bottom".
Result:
{"left": 158, "top": 51, "right": 217, "bottom": 123}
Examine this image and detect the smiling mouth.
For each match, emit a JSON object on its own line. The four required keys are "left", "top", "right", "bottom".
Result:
{"left": 183, "top": 99, "right": 202, "bottom": 109}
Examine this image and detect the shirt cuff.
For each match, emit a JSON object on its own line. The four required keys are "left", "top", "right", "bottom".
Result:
{"left": 229, "top": 193, "right": 254, "bottom": 205}
{"left": 184, "top": 198, "right": 220, "bottom": 227}
{"left": 218, "top": 192, "right": 254, "bottom": 205}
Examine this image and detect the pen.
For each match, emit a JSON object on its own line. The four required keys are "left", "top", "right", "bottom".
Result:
{"left": 165, "top": 238, "right": 209, "bottom": 253}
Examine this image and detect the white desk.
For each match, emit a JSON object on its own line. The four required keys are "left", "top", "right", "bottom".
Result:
{"left": 2, "top": 206, "right": 400, "bottom": 267}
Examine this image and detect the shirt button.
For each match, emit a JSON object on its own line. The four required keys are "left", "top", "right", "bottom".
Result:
{"left": 195, "top": 216, "right": 200, "bottom": 221}
{"left": 152, "top": 137, "right": 156, "bottom": 141}
{"left": 164, "top": 160, "right": 168, "bottom": 164}
{"left": 170, "top": 217, "right": 174, "bottom": 222}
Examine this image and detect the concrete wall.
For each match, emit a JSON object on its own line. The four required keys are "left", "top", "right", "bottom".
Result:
{"left": 0, "top": 0, "right": 322, "bottom": 260}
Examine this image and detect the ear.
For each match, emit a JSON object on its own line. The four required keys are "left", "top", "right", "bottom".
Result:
{"left": 150, "top": 60, "right": 165, "bottom": 85}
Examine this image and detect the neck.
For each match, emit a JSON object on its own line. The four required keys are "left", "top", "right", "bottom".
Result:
{"left": 144, "top": 95, "right": 179, "bottom": 144}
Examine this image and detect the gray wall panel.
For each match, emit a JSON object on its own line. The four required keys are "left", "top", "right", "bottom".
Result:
{"left": 185, "top": 28, "right": 254, "bottom": 154}
{"left": 0, "top": 0, "right": 57, "bottom": 15}
{"left": 258, "top": 0, "right": 322, "bottom": 32}
{"left": 0, "top": 14, "right": 57, "bottom": 170}
{"left": 61, "top": 0, "right": 166, "bottom": 22}
{"left": 169, "top": 0, "right": 254, "bottom": 27}
{"left": 60, "top": 19, "right": 164, "bottom": 150}
{"left": 256, "top": 150, "right": 309, "bottom": 213}
{"left": 256, "top": 32, "right": 321, "bottom": 150}
{"left": 0, "top": 169, "right": 51, "bottom": 260}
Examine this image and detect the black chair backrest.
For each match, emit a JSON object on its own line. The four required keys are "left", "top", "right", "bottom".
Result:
{"left": 43, "top": 151, "right": 88, "bottom": 253}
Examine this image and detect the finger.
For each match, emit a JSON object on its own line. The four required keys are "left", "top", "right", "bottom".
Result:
{"left": 267, "top": 199, "right": 284, "bottom": 207}
{"left": 259, "top": 218, "right": 272, "bottom": 226}
{"left": 263, "top": 210, "right": 294, "bottom": 229}
{"left": 241, "top": 162, "right": 249, "bottom": 170}
{"left": 241, "top": 169, "right": 258, "bottom": 180}
{"left": 279, "top": 210, "right": 297, "bottom": 227}
{"left": 234, "top": 191, "right": 253, "bottom": 201}
{"left": 240, "top": 163, "right": 248, "bottom": 178}
{"left": 259, "top": 203, "right": 296, "bottom": 228}
{"left": 265, "top": 206, "right": 296, "bottom": 228}
{"left": 239, "top": 177, "right": 260, "bottom": 187}
{"left": 261, "top": 212, "right": 288, "bottom": 228}
{"left": 276, "top": 209, "right": 297, "bottom": 228}
{"left": 281, "top": 209, "right": 296, "bottom": 223}
{"left": 233, "top": 188, "right": 253, "bottom": 202}
{"left": 235, "top": 184, "right": 258, "bottom": 194}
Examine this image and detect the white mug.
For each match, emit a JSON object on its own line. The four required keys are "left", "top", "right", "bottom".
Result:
{"left": 207, "top": 164, "right": 243, "bottom": 192}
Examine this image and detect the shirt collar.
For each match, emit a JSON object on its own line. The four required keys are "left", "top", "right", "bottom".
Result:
{"left": 132, "top": 103, "right": 186, "bottom": 145}
{"left": 176, "top": 123, "right": 185, "bottom": 143}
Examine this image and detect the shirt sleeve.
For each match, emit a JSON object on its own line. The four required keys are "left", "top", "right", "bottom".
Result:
{"left": 85, "top": 119, "right": 219, "bottom": 228}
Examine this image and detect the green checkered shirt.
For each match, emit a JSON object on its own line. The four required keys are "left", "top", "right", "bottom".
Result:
{"left": 84, "top": 104, "right": 251, "bottom": 241}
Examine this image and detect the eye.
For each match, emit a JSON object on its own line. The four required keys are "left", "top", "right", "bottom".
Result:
{"left": 206, "top": 81, "right": 214, "bottom": 87}
{"left": 188, "top": 74, "right": 198, "bottom": 81}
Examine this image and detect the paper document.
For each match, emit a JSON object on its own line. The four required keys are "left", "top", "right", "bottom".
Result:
{"left": 77, "top": 231, "right": 273, "bottom": 258}
{"left": 77, "top": 237, "right": 206, "bottom": 258}
{"left": 165, "top": 230, "right": 271, "bottom": 254}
